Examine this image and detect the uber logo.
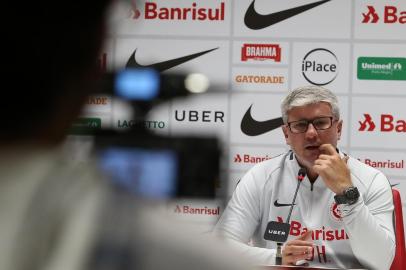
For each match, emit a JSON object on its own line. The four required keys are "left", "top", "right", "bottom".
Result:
{"left": 174, "top": 110, "right": 225, "bottom": 123}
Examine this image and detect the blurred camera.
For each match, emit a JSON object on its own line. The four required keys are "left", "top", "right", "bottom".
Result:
{"left": 89, "top": 68, "right": 221, "bottom": 200}
{"left": 99, "top": 68, "right": 210, "bottom": 102}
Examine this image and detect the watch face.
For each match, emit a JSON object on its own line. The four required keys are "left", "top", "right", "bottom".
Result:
{"left": 345, "top": 187, "right": 360, "bottom": 204}
{"left": 346, "top": 188, "right": 357, "bottom": 199}
{"left": 335, "top": 187, "right": 359, "bottom": 205}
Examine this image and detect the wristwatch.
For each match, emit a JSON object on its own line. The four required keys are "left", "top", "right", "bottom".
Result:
{"left": 334, "top": 186, "right": 360, "bottom": 205}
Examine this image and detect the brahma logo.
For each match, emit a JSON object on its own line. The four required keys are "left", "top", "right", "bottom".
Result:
{"left": 234, "top": 153, "right": 272, "bottom": 164}
{"left": 130, "top": 1, "right": 225, "bottom": 21}
{"left": 241, "top": 44, "right": 281, "bottom": 62}
{"left": 359, "top": 114, "right": 406, "bottom": 132}
{"left": 362, "top": 5, "right": 406, "bottom": 24}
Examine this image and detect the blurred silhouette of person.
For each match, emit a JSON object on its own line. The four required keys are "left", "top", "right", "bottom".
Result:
{"left": 0, "top": 1, "right": 248, "bottom": 270}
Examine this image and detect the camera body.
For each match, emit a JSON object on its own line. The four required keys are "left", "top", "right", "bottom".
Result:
{"left": 92, "top": 68, "right": 221, "bottom": 199}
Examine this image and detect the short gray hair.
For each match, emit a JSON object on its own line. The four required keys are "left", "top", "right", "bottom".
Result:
{"left": 281, "top": 85, "right": 340, "bottom": 123}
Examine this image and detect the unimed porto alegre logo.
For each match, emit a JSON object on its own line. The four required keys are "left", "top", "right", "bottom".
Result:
{"left": 359, "top": 114, "right": 406, "bottom": 133}
{"left": 130, "top": 1, "right": 225, "bottom": 21}
{"left": 241, "top": 44, "right": 281, "bottom": 62}
{"left": 362, "top": 5, "right": 406, "bottom": 24}
{"left": 357, "top": 57, "right": 406, "bottom": 81}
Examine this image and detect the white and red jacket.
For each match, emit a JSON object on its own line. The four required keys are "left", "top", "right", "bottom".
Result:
{"left": 214, "top": 150, "right": 395, "bottom": 269}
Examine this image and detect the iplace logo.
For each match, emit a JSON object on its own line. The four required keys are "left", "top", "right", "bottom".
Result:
{"left": 301, "top": 48, "right": 339, "bottom": 86}
{"left": 359, "top": 114, "right": 406, "bottom": 133}
{"left": 362, "top": 5, "right": 406, "bottom": 24}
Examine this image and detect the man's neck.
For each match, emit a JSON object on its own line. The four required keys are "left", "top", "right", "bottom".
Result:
{"left": 306, "top": 169, "right": 319, "bottom": 182}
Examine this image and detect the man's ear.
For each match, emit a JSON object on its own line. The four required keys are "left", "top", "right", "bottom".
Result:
{"left": 337, "top": 120, "right": 343, "bottom": 140}
{"left": 282, "top": 125, "right": 290, "bottom": 145}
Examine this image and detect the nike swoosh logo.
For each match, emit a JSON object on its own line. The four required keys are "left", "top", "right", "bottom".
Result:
{"left": 240, "top": 105, "right": 284, "bottom": 136}
{"left": 244, "top": 0, "right": 331, "bottom": 30}
{"left": 274, "top": 200, "right": 296, "bottom": 207}
{"left": 126, "top": 47, "right": 219, "bottom": 72}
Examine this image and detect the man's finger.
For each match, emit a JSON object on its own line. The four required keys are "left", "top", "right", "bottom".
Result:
{"left": 342, "top": 155, "right": 349, "bottom": 164}
{"left": 286, "top": 240, "right": 314, "bottom": 247}
{"left": 319, "top": 144, "right": 337, "bottom": 155}
{"left": 317, "top": 154, "right": 331, "bottom": 160}
{"left": 296, "top": 230, "right": 313, "bottom": 241}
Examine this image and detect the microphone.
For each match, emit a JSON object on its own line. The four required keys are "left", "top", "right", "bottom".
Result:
{"left": 263, "top": 168, "right": 307, "bottom": 265}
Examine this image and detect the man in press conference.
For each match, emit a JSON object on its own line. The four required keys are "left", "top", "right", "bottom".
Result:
{"left": 214, "top": 86, "right": 395, "bottom": 269}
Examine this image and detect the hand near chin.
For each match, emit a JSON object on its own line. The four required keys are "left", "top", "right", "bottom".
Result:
{"left": 312, "top": 144, "right": 352, "bottom": 194}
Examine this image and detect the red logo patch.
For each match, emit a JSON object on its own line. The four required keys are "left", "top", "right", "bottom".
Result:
{"left": 330, "top": 202, "right": 342, "bottom": 221}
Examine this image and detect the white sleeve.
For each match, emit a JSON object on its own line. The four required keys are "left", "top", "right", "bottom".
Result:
{"left": 341, "top": 171, "right": 396, "bottom": 270}
{"left": 213, "top": 169, "right": 276, "bottom": 265}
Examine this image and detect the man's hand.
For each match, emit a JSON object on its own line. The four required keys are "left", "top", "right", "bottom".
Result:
{"left": 313, "top": 144, "right": 352, "bottom": 194}
{"left": 282, "top": 230, "right": 313, "bottom": 265}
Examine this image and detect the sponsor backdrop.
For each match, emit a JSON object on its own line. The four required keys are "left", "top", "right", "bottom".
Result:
{"left": 81, "top": 0, "right": 406, "bottom": 232}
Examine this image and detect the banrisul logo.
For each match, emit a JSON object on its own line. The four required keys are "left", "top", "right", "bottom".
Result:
{"left": 359, "top": 114, "right": 405, "bottom": 133}
{"left": 357, "top": 57, "right": 406, "bottom": 81}
{"left": 130, "top": 1, "right": 225, "bottom": 21}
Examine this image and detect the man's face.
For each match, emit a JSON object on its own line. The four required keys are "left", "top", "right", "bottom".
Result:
{"left": 282, "top": 102, "right": 342, "bottom": 168}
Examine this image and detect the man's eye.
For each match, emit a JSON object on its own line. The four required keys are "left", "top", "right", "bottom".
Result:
{"left": 314, "top": 119, "right": 329, "bottom": 126}
{"left": 294, "top": 122, "right": 307, "bottom": 128}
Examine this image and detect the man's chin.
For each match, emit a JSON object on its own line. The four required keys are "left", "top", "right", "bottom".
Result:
{"left": 295, "top": 154, "right": 316, "bottom": 169}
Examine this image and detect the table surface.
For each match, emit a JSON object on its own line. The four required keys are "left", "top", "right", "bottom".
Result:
{"left": 255, "top": 265, "right": 365, "bottom": 270}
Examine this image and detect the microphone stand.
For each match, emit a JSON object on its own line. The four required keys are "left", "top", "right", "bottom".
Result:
{"left": 275, "top": 169, "right": 306, "bottom": 265}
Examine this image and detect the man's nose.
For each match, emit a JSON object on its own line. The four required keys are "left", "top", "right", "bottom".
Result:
{"left": 305, "top": 123, "right": 318, "bottom": 139}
